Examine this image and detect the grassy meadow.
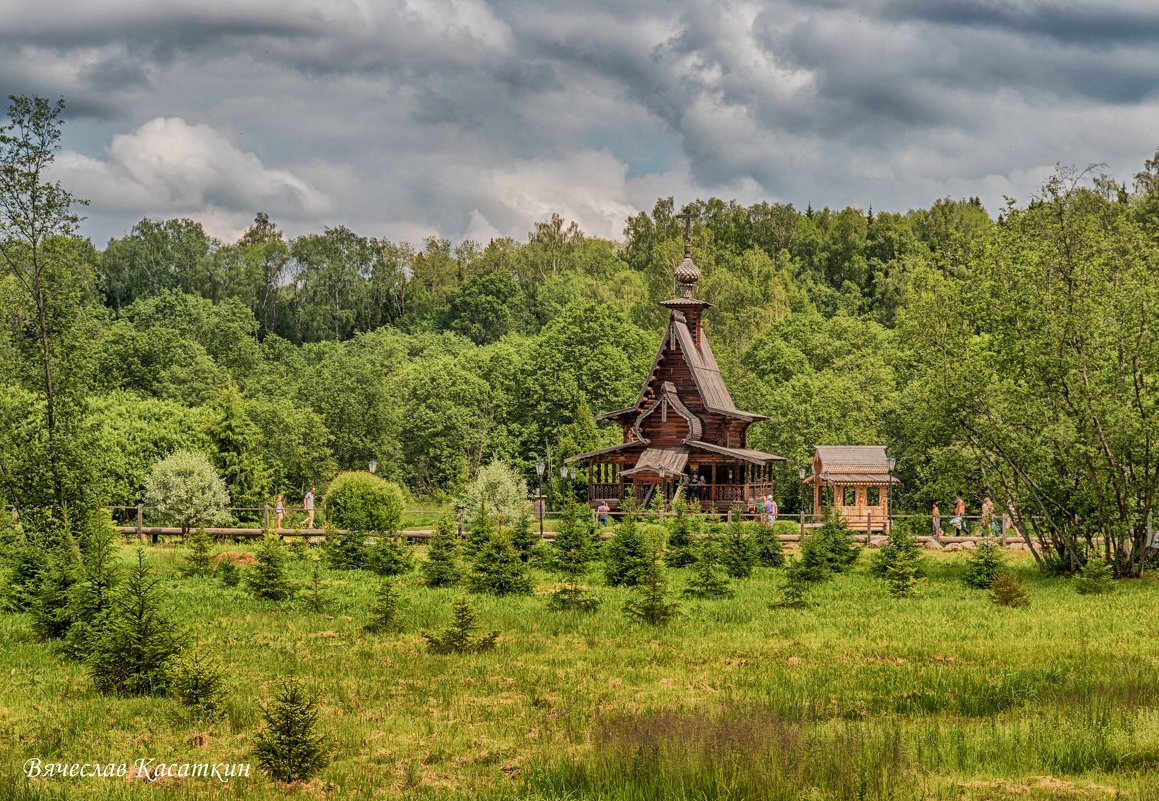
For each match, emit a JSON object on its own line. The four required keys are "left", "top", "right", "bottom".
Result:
{"left": 2, "top": 540, "right": 1159, "bottom": 800}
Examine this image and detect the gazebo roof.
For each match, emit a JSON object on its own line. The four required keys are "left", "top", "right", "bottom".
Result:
{"left": 808, "top": 445, "right": 898, "bottom": 485}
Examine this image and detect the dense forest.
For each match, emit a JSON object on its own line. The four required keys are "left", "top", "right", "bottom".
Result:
{"left": 2, "top": 98, "right": 1157, "bottom": 574}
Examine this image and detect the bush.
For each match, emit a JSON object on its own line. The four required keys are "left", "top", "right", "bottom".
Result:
{"left": 365, "top": 533, "right": 415, "bottom": 576}
{"left": 808, "top": 510, "right": 861, "bottom": 574}
{"left": 547, "top": 585, "right": 602, "bottom": 612}
{"left": 422, "top": 514, "right": 462, "bottom": 588}
{"left": 247, "top": 538, "right": 296, "bottom": 601}
{"left": 458, "top": 461, "right": 530, "bottom": 529}
{"left": 1074, "top": 558, "right": 1115, "bottom": 594}
{"left": 885, "top": 531, "right": 923, "bottom": 598}
{"left": 169, "top": 648, "right": 227, "bottom": 718}
{"left": 468, "top": 530, "right": 533, "bottom": 596}
{"left": 86, "top": 549, "right": 183, "bottom": 696}
{"left": 991, "top": 572, "right": 1030, "bottom": 607}
{"left": 425, "top": 597, "right": 499, "bottom": 654}
{"left": 322, "top": 472, "right": 405, "bottom": 534}
{"left": 143, "top": 450, "right": 230, "bottom": 536}
{"left": 870, "top": 528, "right": 927, "bottom": 581}
{"left": 252, "top": 679, "right": 331, "bottom": 783}
{"left": 963, "top": 540, "right": 1005, "bottom": 589}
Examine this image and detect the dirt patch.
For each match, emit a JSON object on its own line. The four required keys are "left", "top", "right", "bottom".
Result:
{"left": 214, "top": 551, "right": 258, "bottom": 566}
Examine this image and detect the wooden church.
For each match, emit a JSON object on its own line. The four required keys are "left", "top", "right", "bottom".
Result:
{"left": 567, "top": 210, "right": 785, "bottom": 512}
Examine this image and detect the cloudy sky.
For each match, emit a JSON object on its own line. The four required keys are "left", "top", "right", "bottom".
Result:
{"left": 3, "top": 0, "right": 1158, "bottom": 246}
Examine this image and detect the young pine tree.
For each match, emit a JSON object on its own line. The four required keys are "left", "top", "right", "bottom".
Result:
{"left": 963, "top": 540, "right": 1005, "bottom": 589}
{"left": 169, "top": 647, "right": 227, "bottom": 719}
{"left": 720, "top": 516, "right": 758, "bottom": 579}
{"left": 510, "top": 510, "right": 537, "bottom": 562}
{"left": 247, "top": 538, "right": 297, "bottom": 601}
{"left": 464, "top": 501, "right": 497, "bottom": 557}
{"left": 884, "top": 529, "right": 923, "bottom": 598}
{"left": 252, "top": 679, "right": 331, "bottom": 783}
{"left": 86, "top": 549, "right": 183, "bottom": 696}
{"left": 303, "top": 561, "right": 330, "bottom": 614}
{"left": 772, "top": 557, "right": 814, "bottom": 609}
{"left": 754, "top": 520, "right": 785, "bottom": 568}
{"left": 323, "top": 525, "right": 367, "bottom": 570}
{"left": 665, "top": 494, "right": 699, "bottom": 568}
{"left": 603, "top": 499, "right": 650, "bottom": 587}
{"left": 547, "top": 498, "right": 600, "bottom": 612}
{"left": 422, "top": 513, "right": 462, "bottom": 587}
{"left": 683, "top": 536, "right": 733, "bottom": 599}
{"left": 424, "top": 597, "right": 499, "bottom": 654}
{"left": 991, "top": 572, "right": 1030, "bottom": 607}
{"left": 1074, "top": 558, "right": 1115, "bottom": 595}
{"left": 811, "top": 509, "right": 861, "bottom": 574}
{"left": 365, "top": 533, "right": 415, "bottom": 576}
{"left": 623, "top": 530, "right": 679, "bottom": 626}
{"left": 365, "top": 580, "right": 402, "bottom": 633}
{"left": 468, "top": 530, "right": 533, "bottom": 596}
{"left": 180, "top": 528, "right": 217, "bottom": 577}
{"left": 63, "top": 514, "right": 122, "bottom": 660}
{"left": 30, "top": 531, "right": 82, "bottom": 642}
{"left": 218, "top": 559, "right": 241, "bottom": 588}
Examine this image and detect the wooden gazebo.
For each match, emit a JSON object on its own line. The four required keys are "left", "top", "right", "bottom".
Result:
{"left": 567, "top": 212, "right": 785, "bottom": 512}
{"left": 805, "top": 445, "right": 898, "bottom": 531}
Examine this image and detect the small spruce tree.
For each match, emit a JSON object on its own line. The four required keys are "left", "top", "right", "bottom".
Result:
{"left": 754, "top": 520, "right": 785, "bottom": 568}
{"left": 603, "top": 498, "right": 650, "bottom": 587}
{"left": 252, "top": 679, "right": 331, "bottom": 783}
{"left": 323, "top": 525, "right": 367, "bottom": 570}
{"left": 963, "top": 540, "right": 1005, "bottom": 589}
{"left": 884, "top": 529, "right": 923, "bottom": 598}
{"left": 772, "top": 557, "right": 814, "bottom": 609}
{"left": 623, "top": 530, "right": 679, "bottom": 626}
{"left": 665, "top": 494, "right": 699, "bottom": 568}
{"left": 303, "top": 561, "right": 329, "bottom": 613}
{"left": 991, "top": 572, "right": 1030, "bottom": 607}
{"left": 30, "top": 532, "right": 82, "bottom": 642}
{"left": 365, "top": 533, "right": 415, "bottom": 576}
{"left": 464, "top": 501, "right": 497, "bottom": 557}
{"left": 1074, "top": 558, "right": 1115, "bottom": 594}
{"left": 547, "top": 498, "right": 600, "bottom": 612}
{"left": 510, "top": 511, "right": 537, "bottom": 562}
{"left": 63, "top": 514, "right": 122, "bottom": 660}
{"left": 468, "top": 530, "right": 533, "bottom": 596}
{"left": 422, "top": 513, "right": 462, "bottom": 588}
{"left": 169, "top": 647, "right": 227, "bottom": 718}
{"left": 218, "top": 559, "right": 241, "bottom": 587}
{"left": 365, "top": 580, "right": 402, "bottom": 633}
{"left": 683, "top": 536, "right": 733, "bottom": 599}
{"left": 811, "top": 509, "right": 861, "bottom": 573}
{"left": 180, "top": 528, "right": 217, "bottom": 577}
{"left": 424, "top": 597, "right": 499, "bottom": 654}
{"left": 720, "top": 515, "right": 758, "bottom": 579}
{"left": 247, "top": 538, "right": 297, "bottom": 601}
{"left": 86, "top": 549, "right": 183, "bottom": 696}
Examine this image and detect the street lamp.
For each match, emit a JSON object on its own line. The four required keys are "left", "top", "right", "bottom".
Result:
{"left": 798, "top": 466, "right": 807, "bottom": 522}
{"left": 368, "top": 458, "right": 378, "bottom": 475}
{"left": 535, "top": 461, "right": 546, "bottom": 539}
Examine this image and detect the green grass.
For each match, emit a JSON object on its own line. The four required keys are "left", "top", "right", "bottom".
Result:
{"left": 2, "top": 543, "right": 1158, "bottom": 800}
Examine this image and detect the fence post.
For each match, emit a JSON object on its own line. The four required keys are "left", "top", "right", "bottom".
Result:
{"left": 866, "top": 511, "right": 872, "bottom": 545}
{"left": 263, "top": 505, "right": 270, "bottom": 529}
{"left": 1000, "top": 513, "right": 1009, "bottom": 546}
{"left": 136, "top": 504, "right": 145, "bottom": 544}
{"left": 799, "top": 508, "right": 804, "bottom": 539}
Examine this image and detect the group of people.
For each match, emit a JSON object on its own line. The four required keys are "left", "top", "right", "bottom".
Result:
{"left": 272, "top": 486, "right": 317, "bottom": 530}
{"left": 931, "top": 495, "right": 1000, "bottom": 537}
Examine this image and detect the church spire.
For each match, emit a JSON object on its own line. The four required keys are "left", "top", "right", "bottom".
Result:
{"left": 673, "top": 206, "right": 701, "bottom": 299}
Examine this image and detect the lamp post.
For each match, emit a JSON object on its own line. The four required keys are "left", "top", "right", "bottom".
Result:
{"left": 798, "top": 467, "right": 807, "bottom": 538}
{"left": 368, "top": 458, "right": 378, "bottom": 475}
{"left": 535, "top": 461, "right": 546, "bottom": 539}
{"left": 886, "top": 456, "right": 896, "bottom": 533}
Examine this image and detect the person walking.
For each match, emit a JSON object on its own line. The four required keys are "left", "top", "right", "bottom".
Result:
{"left": 274, "top": 494, "right": 285, "bottom": 530}
{"left": 303, "top": 486, "right": 316, "bottom": 529}
{"left": 597, "top": 500, "right": 610, "bottom": 527}
{"left": 931, "top": 502, "right": 941, "bottom": 537}
{"left": 980, "top": 496, "right": 995, "bottom": 536}
{"left": 952, "top": 496, "right": 967, "bottom": 535}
